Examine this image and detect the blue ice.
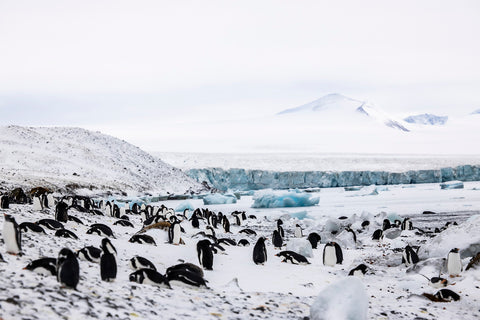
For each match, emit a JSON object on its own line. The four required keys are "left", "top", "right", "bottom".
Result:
{"left": 203, "top": 193, "right": 237, "bottom": 205}
{"left": 251, "top": 190, "right": 319, "bottom": 208}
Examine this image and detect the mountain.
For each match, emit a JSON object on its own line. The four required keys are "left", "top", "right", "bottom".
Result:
{"left": 470, "top": 109, "right": 480, "bottom": 115}
{"left": 0, "top": 126, "right": 203, "bottom": 194}
{"left": 403, "top": 113, "right": 448, "bottom": 125}
{"left": 277, "top": 93, "right": 410, "bottom": 132}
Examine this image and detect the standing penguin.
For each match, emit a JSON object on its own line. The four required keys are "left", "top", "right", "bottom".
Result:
{"left": 191, "top": 213, "right": 200, "bottom": 229}
{"left": 307, "top": 232, "right": 321, "bottom": 249}
{"left": 294, "top": 224, "right": 303, "bottom": 238}
{"left": 323, "top": 242, "right": 343, "bottom": 266}
{"left": 272, "top": 230, "right": 283, "bottom": 249}
{"left": 3, "top": 214, "right": 21, "bottom": 255}
{"left": 401, "top": 218, "right": 413, "bottom": 231}
{"left": 168, "top": 221, "right": 182, "bottom": 245}
{"left": 402, "top": 245, "right": 419, "bottom": 266}
{"left": 253, "top": 237, "right": 268, "bottom": 265}
{"left": 100, "top": 238, "right": 117, "bottom": 282}
{"left": 447, "top": 248, "right": 462, "bottom": 276}
{"left": 57, "top": 248, "right": 80, "bottom": 289}
{"left": 55, "top": 202, "right": 69, "bottom": 223}
{"left": 277, "top": 219, "right": 285, "bottom": 238}
{"left": 0, "top": 195, "right": 9, "bottom": 209}
{"left": 197, "top": 240, "right": 214, "bottom": 270}
{"left": 222, "top": 216, "right": 230, "bottom": 233}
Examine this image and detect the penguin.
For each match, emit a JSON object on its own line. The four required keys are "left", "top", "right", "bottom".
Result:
{"left": 277, "top": 219, "right": 285, "bottom": 238}
{"left": 168, "top": 221, "right": 182, "bottom": 245}
{"left": 447, "top": 248, "right": 462, "bottom": 276}
{"left": 294, "top": 224, "right": 303, "bottom": 238}
{"left": 348, "top": 264, "right": 368, "bottom": 277}
{"left": 382, "top": 219, "right": 391, "bottom": 230}
{"left": 433, "top": 289, "right": 460, "bottom": 301}
{"left": 24, "top": 257, "right": 57, "bottom": 276}
{"left": 239, "top": 228, "right": 257, "bottom": 236}
{"left": 166, "top": 268, "right": 207, "bottom": 288}
{"left": 77, "top": 246, "right": 102, "bottom": 263}
{"left": 90, "top": 209, "right": 104, "bottom": 216}
{"left": 361, "top": 220, "right": 370, "bottom": 229}
{"left": 86, "top": 224, "right": 115, "bottom": 238}
{"left": 323, "top": 242, "right": 343, "bottom": 266}
{"left": 130, "top": 256, "right": 156, "bottom": 271}
{"left": 55, "top": 229, "right": 79, "bottom": 239}
{"left": 100, "top": 238, "right": 117, "bottom": 282}
{"left": 401, "top": 218, "right": 413, "bottom": 231}
{"left": 402, "top": 245, "right": 419, "bottom": 266}
{"left": 197, "top": 239, "right": 214, "bottom": 270}
{"left": 275, "top": 251, "right": 310, "bottom": 265}
{"left": 37, "top": 219, "right": 64, "bottom": 230}
{"left": 272, "top": 230, "right": 283, "bottom": 249}
{"left": 68, "top": 216, "right": 84, "bottom": 225}
{"left": 233, "top": 212, "right": 242, "bottom": 226}
{"left": 113, "top": 219, "right": 134, "bottom": 227}
{"left": 129, "top": 234, "right": 157, "bottom": 246}
{"left": 345, "top": 227, "right": 357, "bottom": 243}
{"left": 129, "top": 268, "right": 171, "bottom": 288}
{"left": 372, "top": 229, "right": 383, "bottom": 241}
{"left": 131, "top": 203, "right": 140, "bottom": 214}
{"left": 56, "top": 248, "right": 79, "bottom": 289}
{"left": 217, "top": 238, "right": 237, "bottom": 246}
{"left": 249, "top": 215, "right": 257, "bottom": 219}
{"left": 55, "top": 202, "right": 69, "bottom": 222}
{"left": 19, "top": 222, "right": 46, "bottom": 234}
{"left": 0, "top": 195, "right": 9, "bottom": 209}
{"left": 419, "top": 274, "right": 449, "bottom": 288}
{"left": 3, "top": 214, "right": 22, "bottom": 255}
{"left": 104, "top": 201, "right": 113, "bottom": 216}
{"left": 307, "top": 232, "right": 321, "bottom": 249}
{"left": 191, "top": 213, "right": 200, "bottom": 229}
{"left": 222, "top": 216, "right": 230, "bottom": 233}
{"left": 205, "top": 226, "right": 216, "bottom": 239}
{"left": 238, "top": 239, "right": 250, "bottom": 247}
{"left": 252, "top": 237, "right": 267, "bottom": 265}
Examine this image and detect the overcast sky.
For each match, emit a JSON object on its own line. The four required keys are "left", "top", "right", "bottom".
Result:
{"left": 0, "top": 0, "right": 479, "bottom": 151}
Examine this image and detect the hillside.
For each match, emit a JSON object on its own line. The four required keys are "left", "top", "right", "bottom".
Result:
{"left": 0, "top": 126, "right": 203, "bottom": 195}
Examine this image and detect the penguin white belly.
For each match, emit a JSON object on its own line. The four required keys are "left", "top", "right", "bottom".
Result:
{"left": 3, "top": 222, "right": 20, "bottom": 254}
{"left": 32, "top": 197, "right": 42, "bottom": 211}
{"left": 294, "top": 228, "right": 302, "bottom": 238}
{"left": 324, "top": 246, "right": 336, "bottom": 266}
{"left": 352, "top": 270, "right": 364, "bottom": 278}
{"left": 173, "top": 224, "right": 181, "bottom": 244}
{"left": 447, "top": 253, "right": 462, "bottom": 276}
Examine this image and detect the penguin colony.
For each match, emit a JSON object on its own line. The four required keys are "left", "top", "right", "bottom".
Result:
{"left": 0, "top": 188, "right": 477, "bottom": 319}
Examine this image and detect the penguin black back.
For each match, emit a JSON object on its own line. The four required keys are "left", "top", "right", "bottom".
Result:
{"left": 272, "top": 230, "right": 283, "bottom": 249}
{"left": 196, "top": 239, "right": 214, "bottom": 270}
{"left": 253, "top": 237, "right": 267, "bottom": 265}
{"left": 307, "top": 232, "right": 321, "bottom": 249}
{"left": 55, "top": 202, "right": 69, "bottom": 222}
{"left": 57, "top": 248, "right": 79, "bottom": 289}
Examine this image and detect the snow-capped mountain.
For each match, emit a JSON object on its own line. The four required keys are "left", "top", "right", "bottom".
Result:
{"left": 403, "top": 113, "right": 448, "bottom": 125}
{"left": 0, "top": 126, "right": 203, "bottom": 194}
{"left": 277, "top": 93, "right": 410, "bottom": 132}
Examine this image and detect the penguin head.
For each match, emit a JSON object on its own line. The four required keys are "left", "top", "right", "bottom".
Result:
{"left": 450, "top": 248, "right": 460, "bottom": 253}
{"left": 3, "top": 214, "right": 16, "bottom": 223}
{"left": 101, "top": 238, "right": 116, "bottom": 254}
{"left": 57, "top": 248, "right": 75, "bottom": 264}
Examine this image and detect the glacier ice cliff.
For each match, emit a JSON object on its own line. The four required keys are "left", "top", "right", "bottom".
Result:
{"left": 186, "top": 165, "right": 480, "bottom": 191}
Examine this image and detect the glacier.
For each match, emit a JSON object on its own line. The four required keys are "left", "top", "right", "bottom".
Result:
{"left": 187, "top": 165, "right": 480, "bottom": 191}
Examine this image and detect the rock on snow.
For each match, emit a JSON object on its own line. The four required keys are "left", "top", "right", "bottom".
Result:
{"left": 310, "top": 277, "right": 368, "bottom": 320}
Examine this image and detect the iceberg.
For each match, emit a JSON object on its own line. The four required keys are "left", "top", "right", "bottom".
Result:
{"left": 440, "top": 180, "right": 464, "bottom": 190}
{"left": 203, "top": 193, "right": 237, "bottom": 205}
{"left": 251, "top": 190, "right": 319, "bottom": 208}
{"left": 175, "top": 201, "right": 195, "bottom": 212}
{"left": 310, "top": 277, "right": 368, "bottom": 320}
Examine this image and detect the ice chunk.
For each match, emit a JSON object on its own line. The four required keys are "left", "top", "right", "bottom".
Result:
{"left": 440, "top": 180, "right": 464, "bottom": 189}
{"left": 289, "top": 211, "right": 309, "bottom": 220}
{"left": 175, "top": 201, "right": 195, "bottom": 212}
{"left": 286, "top": 238, "right": 313, "bottom": 258}
{"left": 419, "top": 215, "right": 480, "bottom": 259}
{"left": 310, "top": 277, "right": 368, "bottom": 320}
{"left": 203, "top": 193, "right": 237, "bottom": 205}
{"left": 251, "top": 190, "right": 319, "bottom": 208}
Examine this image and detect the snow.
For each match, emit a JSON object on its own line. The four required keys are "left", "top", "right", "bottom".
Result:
{"left": 251, "top": 190, "right": 319, "bottom": 208}
{"left": 0, "top": 125, "right": 203, "bottom": 195}
{"left": 286, "top": 238, "right": 313, "bottom": 258}
{"left": 2, "top": 181, "right": 480, "bottom": 319}
{"left": 310, "top": 277, "right": 368, "bottom": 320}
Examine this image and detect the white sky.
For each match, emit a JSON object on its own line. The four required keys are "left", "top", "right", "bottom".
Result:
{"left": 0, "top": 0, "right": 479, "bottom": 152}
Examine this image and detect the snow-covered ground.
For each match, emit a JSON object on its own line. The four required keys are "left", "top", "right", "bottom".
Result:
{"left": 1, "top": 181, "right": 480, "bottom": 319}
{"left": 0, "top": 126, "right": 202, "bottom": 195}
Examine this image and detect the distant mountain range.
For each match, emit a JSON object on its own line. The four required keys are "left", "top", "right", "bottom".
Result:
{"left": 277, "top": 93, "right": 410, "bottom": 132}
{"left": 403, "top": 113, "right": 448, "bottom": 125}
